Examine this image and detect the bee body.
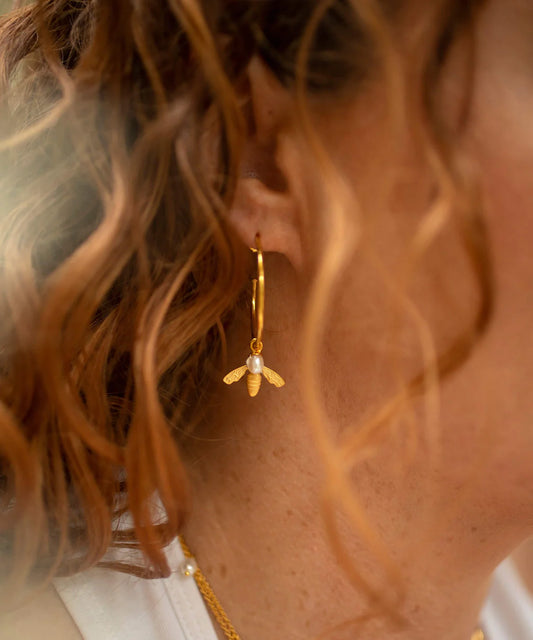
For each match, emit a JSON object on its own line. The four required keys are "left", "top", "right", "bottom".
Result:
{"left": 247, "top": 373, "right": 262, "bottom": 397}
{"left": 223, "top": 353, "right": 285, "bottom": 397}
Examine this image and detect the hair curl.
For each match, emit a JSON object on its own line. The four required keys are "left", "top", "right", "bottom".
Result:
{"left": 0, "top": 0, "right": 492, "bottom": 625}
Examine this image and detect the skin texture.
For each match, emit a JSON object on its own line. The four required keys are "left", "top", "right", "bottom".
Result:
{"left": 181, "top": 1, "right": 533, "bottom": 639}
{"left": 3, "top": 1, "right": 533, "bottom": 639}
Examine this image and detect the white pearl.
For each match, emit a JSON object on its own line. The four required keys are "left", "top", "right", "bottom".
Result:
{"left": 247, "top": 355, "right": 264, "bottom": 374}
{"left": 180, "top": 559, "right": 198, "bottom": 578}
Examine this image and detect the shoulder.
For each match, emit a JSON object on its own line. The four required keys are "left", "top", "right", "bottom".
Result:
{"left": 0, "top": 584, "right": 82, "bottom": 640}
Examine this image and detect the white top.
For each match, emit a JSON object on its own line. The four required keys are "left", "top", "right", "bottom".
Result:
{"left": 55, "top": 544, "right": 533, "bottom": 640}
{"left": 481, "top": 559, "right": 533, "bottom": 640}
{"left": 54, "top": 537, "right": 218, "bottom": 640}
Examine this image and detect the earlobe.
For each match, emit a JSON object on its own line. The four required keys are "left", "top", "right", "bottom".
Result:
{"left": 228, "top": 176, "right": 302, "bottom": 269}
{"left": 226, "top": 57, "right": 303, "bottom": 269}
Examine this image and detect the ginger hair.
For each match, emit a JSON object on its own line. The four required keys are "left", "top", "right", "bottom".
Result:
{"left": 0, "top": 0, "right": 492, "bottom": 628}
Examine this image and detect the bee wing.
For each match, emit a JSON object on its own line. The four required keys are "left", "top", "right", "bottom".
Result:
{"left": 223, "top": 365, "right": 247, "bottom": 385}
{"left": 262, "top": 367, "right": 285, "bottom": 388}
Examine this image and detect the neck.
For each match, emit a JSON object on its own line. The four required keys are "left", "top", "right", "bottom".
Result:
{"left": 180, "top": 266, "right": 526, "bottom": 640}
{"left": 181, "top": 386, "right": 499, "bottom": 640}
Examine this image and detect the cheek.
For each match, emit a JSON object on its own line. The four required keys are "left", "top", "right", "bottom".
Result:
{"left": 469, "top": 65, "right": 533, "bottom": 331}
{"left": 468, "top": 0, "right": 533, "bottom": 297}
{"left": 453, "top": 51, "right": 533, "bottom": 498}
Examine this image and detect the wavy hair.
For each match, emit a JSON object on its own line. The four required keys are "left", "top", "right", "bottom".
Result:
{"left": 0, "top": 0, "right": 492, "bottom": 629}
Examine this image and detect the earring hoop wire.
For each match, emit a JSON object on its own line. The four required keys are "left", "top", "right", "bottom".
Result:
{"left": 250, "top": 233, "right": 264, "bottom": 354}
{"left": 223, "top": 232, "right": 285, "bottom": 395}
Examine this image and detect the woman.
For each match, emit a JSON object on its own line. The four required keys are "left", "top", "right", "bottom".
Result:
{"left": 1, "top": 0, "right": 533, "bottom": 638}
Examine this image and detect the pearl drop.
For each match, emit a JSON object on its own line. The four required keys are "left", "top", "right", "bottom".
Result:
{"left": 247, "top": 355, "right": 264, "bottom": 374}
{"left": 180, "top": 559, "right": 198, "bottom": 578}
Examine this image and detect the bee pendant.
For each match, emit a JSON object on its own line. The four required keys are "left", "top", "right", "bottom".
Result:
{"left": 223, "top": 354, "right": 285, "bottom": 397}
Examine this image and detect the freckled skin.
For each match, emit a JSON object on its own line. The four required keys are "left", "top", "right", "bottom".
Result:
{"left": 182, "top": 2, "right": 533, "bottom": 640}
{"left": 13, "top": 3, "right": 533, "bottom": 640}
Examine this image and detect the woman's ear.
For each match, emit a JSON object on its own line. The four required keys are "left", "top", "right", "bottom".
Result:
{"left": 227, "top": 57, "right": 303, "bottom": 269}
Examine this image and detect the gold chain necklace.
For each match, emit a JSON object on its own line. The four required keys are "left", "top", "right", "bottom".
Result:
{"left": 178, "top": 536, "right": 485, "bottom": 640}
{"left": 179, "top": 536, "right": 241, "bottom": 640}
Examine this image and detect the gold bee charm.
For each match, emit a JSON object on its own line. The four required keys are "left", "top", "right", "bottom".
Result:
{"left": 225, "top": 234, "right": 285, "bottom": 397}
{"left": 223, "top": 354, "right": 285, "bottom": 397}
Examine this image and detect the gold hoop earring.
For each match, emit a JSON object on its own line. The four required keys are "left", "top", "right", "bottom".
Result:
{"left": 223, "top": 233, "right": 285, "bottom": 397}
